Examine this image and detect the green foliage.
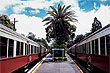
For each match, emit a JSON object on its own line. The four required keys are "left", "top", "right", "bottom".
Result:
{"left": 91, "top": 17, "right": 102, "bottom": 33}
{"left": 0, "top": 15, "right": 14, "bottom": 29}
{"left": 43, "top": 4, "right": 77, "bottom": 46}
{"left": 27, "top": 32, "right": 36, "bottom": 41}
{"left": 27, "top": 32, "right": 49, "bottom": 48}
{"left": 50, "top": 41, "right": 65, "bottom": 48}
{"left": 73, "top": 34, "right": 85, "bottom": 44}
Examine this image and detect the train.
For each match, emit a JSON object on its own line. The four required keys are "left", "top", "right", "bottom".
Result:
{"left": 0, "top": 24, "right": 49, "bottom": 73}
{"left": 67, "top": 24, "right": 110, "bottom": 73}
{"left": 52, "top": 48, "right": 67, "bottom": 61}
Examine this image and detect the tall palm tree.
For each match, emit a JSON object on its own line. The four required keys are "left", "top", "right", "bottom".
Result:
{"left": 43, "top": 4, "right": 77, "bottom": 45}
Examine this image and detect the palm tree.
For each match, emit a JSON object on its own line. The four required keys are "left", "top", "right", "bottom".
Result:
{"left": 43, "top": 4, "right": 77, "bottom": 45}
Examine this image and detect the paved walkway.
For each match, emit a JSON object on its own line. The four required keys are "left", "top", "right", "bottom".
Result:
{"left": 32, "top": 53, "right": 82, "bottom": 73}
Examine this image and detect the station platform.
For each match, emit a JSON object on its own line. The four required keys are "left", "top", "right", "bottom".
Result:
{"left": 28, "top": 53, "right": 83, "bottom": 73}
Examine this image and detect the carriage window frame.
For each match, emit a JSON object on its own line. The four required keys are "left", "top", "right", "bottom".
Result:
{"left": 8, "top": 39, "right": 14, "bottom": 57}
{"left": 0, "top": 36, "right": 8, "bottom": 58}
{"left": 95, "top": 39, "right": 98, "bottom": 55}
{"left": 16, "top": 41, "right": 20, "bottom": 56}
{"left": 100, "top": 36, "right": 105, "bottom": 55}
{"left": 106, "top": 34, "right": 110, "bottom": 55}
{"left": 92, "top": 40, "right": 94, "bottom": 54}
{"left": 31, "top": 45, "right": 33, "bottom": 54}
{"left": 21, "top": 42, "right": 24, "bottom": 55}
{"left": 28, "top": 44, "right": 30, "bottom": 55}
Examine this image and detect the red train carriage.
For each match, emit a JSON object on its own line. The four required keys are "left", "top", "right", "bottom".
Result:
{"left": 0, "top": 24, "right": 48, "bottom": 73}
{"left": 68, "top": 24, "right": 110, "bottom": 73}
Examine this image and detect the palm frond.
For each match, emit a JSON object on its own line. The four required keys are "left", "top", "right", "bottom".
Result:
{"left": 58, "top": 4, "right": 62, "bottom": 16}
{"left": 65, "top": 16, "right": 78, "bottom": 22}
{"left": 63, "top": 5, "right": 71, "bottom": 13}
{"left": 42, "top": 17, "right": 52, "bottom": 22}
{"left": 44, "top": 20, "right": 53, "bottom": 26}
{"left": 62, "top": 5, "right": 65, "bottom": 11}
{"left": 47, "top": 11, "right": 57, "bottom": 17}
{"left": 63, "top": 11, "right": 72, "bottom": 17}
{"left": 50, "top": 6, "right": 57, "bottom": 14}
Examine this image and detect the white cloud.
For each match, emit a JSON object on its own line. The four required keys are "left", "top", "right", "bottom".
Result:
{"left": 9, "top": 14, "right": 46, "bottom": 38}
{"left": 62, "top": 0, "right": 78, "bottom": 7}
{"left": 1, "top": 0, "right": 110, "bottom": 38}
{"left": 73, "top": 4, "right": 110, "bottom": 35}
{"left": 15, "top": 0, "right": 61, "bottom": 11}
{"left": 13, "top": 4, "right": 25, "bottom": 13}
{"left": 101, "top": 0, "right": 107, "bottom": 2}
{"left": 0, "top": 0, "right": 22, "bottom": 11}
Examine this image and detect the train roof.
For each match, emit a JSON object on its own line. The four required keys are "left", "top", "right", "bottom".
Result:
{"left": 77, "top": 24, "right": 110, "bottom": 45}
{"left": 0, "top": 24, "right": 39, "bottom": 46}
{"left": 86, "top": 24, "right": 110, "bottom": 39}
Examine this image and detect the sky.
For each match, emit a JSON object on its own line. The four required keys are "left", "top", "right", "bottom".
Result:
{"left": 0, "top": 0, "right": 110, "bottom": 39}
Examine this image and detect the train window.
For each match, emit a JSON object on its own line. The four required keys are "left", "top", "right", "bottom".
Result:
{"left": 32, "top": 45, "right": 34, "bottom": 54}
{"left": 95, "top": 39, "right": 98, "bottom": 55}
{"left": 82, "top": 44, "right": 84, "bottom": 53}
{"left": 37, "top": 47, "right": 39, "bottom": 53}
{"left": 0, "top": 36, "right": 7, "bottom": 58}
{"left": 28, "top": 44, "right": 30, "bottom": 54}
{"left": 16, "top": 41, "right": 20, "bottom": 56}
{"left": 85, "top": 43, "right": 86, "bottom": 53}
{"left": 25, "top": 44, "right": 27, "bottom": 55}
{"left": 36, "top": 47, "right": 37, "bottom": 53}
{"left": 81, "top": 45, "right": 83, "bottom": 53}
{"left": 106, "top": 35, "right": 110, "bottom": 55}
{"left": 8, "top": 39, "right": 14, "bottom": 57}
{"left": 31, "top": 45, "right": 33, "bottom": 54}
{"left": 34, "top": 46, "right": 36, "bottom": 54}
{"left": 100, "top": 36, "right": 105, "bottom": 55}
{"left": 27, "top": 44, "right": 29, "bottom": 55}
{"left": 92, "top": 40, "right": 94, "bottom": 54}
{"left": 34, "top": 46, "right": 36, "bottom": 53}
{"left": 21, "top": 42, "right": 23, "bottom": 55}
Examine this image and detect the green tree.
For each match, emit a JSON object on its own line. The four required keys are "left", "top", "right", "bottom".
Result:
{"left": 50, "top": 40, "right": 65, "bottom": 48}
{"left": 73, "top": 34, "right": 85, "bottom": 44}
{"left": 43, "top": 4, "right": 77, "bottom": 46}
{"left": 0, "top": 15, "right": 14, "bottom": 30}
{"left": 27, "top": 32, "right": 49, "bottom": 48}
{"left": 91, "top": 17, "right": 102, "bottom": 33}
{"left": 27, "top": 32, "right": 36, "bottom": 41}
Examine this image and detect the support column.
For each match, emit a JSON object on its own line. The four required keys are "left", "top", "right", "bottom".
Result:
{"left": 23, "top": 43, "right": 25, "bottom": 55}
{"left": 98, "top": 38, "right": 101, "bottom": 55}
{"left": 105, "top": 36, "right": 107, "bottom": 56}
{"left": 7, "top": 39, "right": 9, "bottom": 58}
{"left": 13, "top": 40, "right": 17, "bottom": 57}
{"left": 90, "top": 41, "right": 92, "bottom": 54}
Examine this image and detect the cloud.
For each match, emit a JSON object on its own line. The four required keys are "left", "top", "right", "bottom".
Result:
{"left": 101, "top": 0, "right": 107, "bottom": 2}
{"left": 9, "top": 14, "right": 46, "bottom": 38}
{"left": 73, "top": 4, "right": 110, "bottom": 35}
{"left": 13, "top": 4, "right": 25, "bottom": 13}
{"left": 0, "top": 0, "right": 21, "bottom": 11}
{"left": 1, "top": 0, "right": 110, "bottom": 39}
